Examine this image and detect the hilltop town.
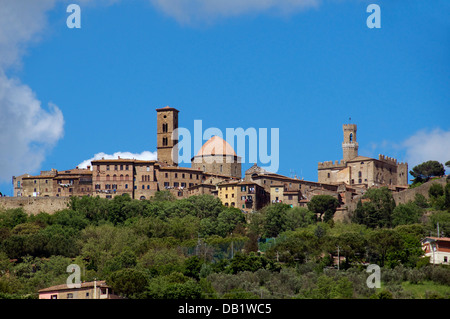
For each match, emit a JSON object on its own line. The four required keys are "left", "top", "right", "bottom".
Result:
{"left": 8, "top": 106, "right": 414, "bottom": 219}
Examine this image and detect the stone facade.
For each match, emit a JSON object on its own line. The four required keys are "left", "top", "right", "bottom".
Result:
{"left": 191, "top": 136, "right": 242, "bottom": 179}
{"left": 156, "top": 106, "right": 179, "bottom": 166}
{"left": 318, "top": 124, "right": 408, "bottom": 188}
{"left": 217, "top": 180, "right": 269, "bottom": 213}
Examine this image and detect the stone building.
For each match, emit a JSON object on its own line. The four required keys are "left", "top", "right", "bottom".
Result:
{"left": 318, "top": 123, "right": 408, "bottom": 188}
{"left": 217, "top": 180, "right": 269, "bottom": 213}
{"left": 191, "top": 135, "right": 242, "bottom": 179}
{"left": 156, "top": 106, "right": 179, "bottom": 166}
{"left": 53, "top": 168, "right": 92, "bottom": 197}
{"left": 20, "top": 169, "right": 58, "bottom": 197}
{"left": 12, "top": 174, "right": 31, "bottom": 197}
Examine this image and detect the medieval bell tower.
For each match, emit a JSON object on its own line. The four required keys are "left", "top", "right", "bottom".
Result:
{"left": 342, "top": 123, "right": 358, "bottom": 162}
{"left": 156, "top": 106, "right": 179, "bottom": 166}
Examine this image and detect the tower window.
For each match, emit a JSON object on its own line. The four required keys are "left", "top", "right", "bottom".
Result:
{"left": 163, "top": 137, "right": 168, "bottom": 146}
{"left": 349, "top": 133, "right": 353, "bottom": 142}
{"left": 162, "top": 123, "right": 168, "bottom": 133}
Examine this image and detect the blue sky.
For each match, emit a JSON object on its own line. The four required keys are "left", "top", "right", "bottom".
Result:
{"left": 1, "top": 0, "right": 449, "bottom": 195}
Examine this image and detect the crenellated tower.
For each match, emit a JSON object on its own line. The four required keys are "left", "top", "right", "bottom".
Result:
{"left": 342, "top": 124, "right": 358, "bottom": 162}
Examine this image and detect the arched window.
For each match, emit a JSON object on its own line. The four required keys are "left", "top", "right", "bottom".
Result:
{"left": 125, "top": 174, "right": 129, "bottom": 180}
{"left": 358, "top": 171, "right": 362, "bottom": 177}
{"left": 113, "top": 174, "right": 117, "bottom": 181}
{"left": 349, "top": 133, "right": 353, "bottom": 142}
{"left": 106, "top": 175, "right": 110, "bottom": 181}
{"left": 120, "top": 174, "right": 124, "bottom": 181}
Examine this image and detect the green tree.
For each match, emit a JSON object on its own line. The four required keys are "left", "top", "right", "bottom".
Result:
{"left": 262, "top": 203, "right": 291, "bottom": 238}
{"left": 353, "top": 187, "right": 396, "bottom": 228}
{"left": 144, "top": 272, "right": 202, "bottom": 299}
{"left": 216, "top": 208, "right": 245, "bottom": 237}
{"left": 410, "top": 160, "right": 445, "bottom": 185}
{"left": 0, "top": 208, "right": 27, "bottom": 229}
{"left": 392, "top": 202, "right": 423, "bottom": 227}
{"left": 107, "top": 268, "right": 149, "bottom": 298}
{"left": 307, "top": 195, "right": 339, "bottom": 222}
{"left": 284, "top": 207, "right": 316, "bottom": 231}
{"left": 367, "top": 229, "right": 402, "bottom": 267}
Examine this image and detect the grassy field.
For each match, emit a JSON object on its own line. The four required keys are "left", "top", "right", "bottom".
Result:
{"left": 401, "top": 281, "right": 450, "bottom": 299}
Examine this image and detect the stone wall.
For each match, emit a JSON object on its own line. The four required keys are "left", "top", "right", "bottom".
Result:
{"left": 392, "top": 176, "right": 448, "bottom": 205}
{"left": 0, "top": 197, "right": 70, "bottom": 215}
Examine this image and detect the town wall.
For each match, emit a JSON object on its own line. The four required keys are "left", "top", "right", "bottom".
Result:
{"left": 0, "top": 197, "right": 70, "bottom": 215}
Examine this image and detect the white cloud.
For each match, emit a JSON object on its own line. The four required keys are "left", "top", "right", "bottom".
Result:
{"left": 0, "top": 72, "right": 64, "bottom": 182}
{"left": 149, "top": 0, "right": 320, "bottom": 24}
{"left": 77, "top": 151, "right": 158, "bottom": 169}
{"left": 402, "top": 128, "right": 450, "bottom": 172}
{"left": 0, "top": 0, "right": 66, "bottom": 182}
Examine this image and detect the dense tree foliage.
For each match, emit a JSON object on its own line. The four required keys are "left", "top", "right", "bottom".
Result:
{"left": 410, "top": 160, "right": 446, "bottom": 186}
{"left": 0, "top": 187, "right": 449, "bottom": 299}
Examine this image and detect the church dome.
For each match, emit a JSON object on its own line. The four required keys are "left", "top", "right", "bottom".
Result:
{"left": 195, "top": 136, "right": 237, "bottom": 157}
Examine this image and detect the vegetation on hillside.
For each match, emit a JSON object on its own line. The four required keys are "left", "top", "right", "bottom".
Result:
{"left": 0, "top": 180, "right": 449, "bottom": 299}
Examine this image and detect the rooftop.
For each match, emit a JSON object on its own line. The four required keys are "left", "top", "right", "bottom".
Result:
{"left": 195, "top": 136, "right": 237, "bottom": 157}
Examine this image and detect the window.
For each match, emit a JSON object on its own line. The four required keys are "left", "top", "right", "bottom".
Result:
{"left": 327, "top": 173, "right": 330, "bottom": 178}
{"left": 174, "top": 182, "right": 179, "bottom": 187}
{"left": 113, "top": 174, "right": 117, "bottom": 181}
{"left": 147, "top": 185, "right": 150, "bottom": 190}
{"left": 358, "top": 171, "right": 362, "bottom": 178}
{"left": 142, "top": 185, "right": 145, "bottom": 189}
{"left": 147, "top": 166, "right": 150, "bottom": 172}
{"left": 181, "top": 182, "right": 186, "bottom": 188}
{"left": 125, "top": 184, "right": 128, "bottom": 189}
{"left": 444, "top": 256, "right": 448, "bottom": 263}
{"left": 275, "top": 188, "right": 279, "bottom": 192}
{"left": 106, "top": 175, "right": 110, "bottom": 181}
{"left": 51, "top": 295, "right": 57, "bottom": 299}
{"left": 165, "top": 173, "right": 168, "bottom": 178}
{"left": 115, "top": 165, "right": 118, "bottom": 171}
{"left": 67, "top": 293, "right": 73, "bottom": 299}
{"left": 164, "top": 182, "right": 169, "bottom": 187}
{"left": 120, "top": 175, "right": 124, "bottom": 181}
{"left": 190, "top": 174, "right": 192, "bottom": 179}
{"left": 182, "top": 173, "right": 185, "bottom": 178}
{"left": 162, "top": 123, "right": 168, "bottom": 133}
{"left": 175, "top": 173, "right": 178, "bottom": 178}
{"left": 349, "top": 133, "right": 353, "bottom": 142}
{"left": 288, "top": 195, "right": 293, "bottom": 200}
{"left": 95, "top": 184, "right": 100, "bottom": 190}
{"left": 126, "top": 165, "right": 129, "bottom": 170}
{"left": 86, "top": 292, "right": 89, "bottom": 298}
{"left": 163, "top": 137, "right": 168, "bottom": 146}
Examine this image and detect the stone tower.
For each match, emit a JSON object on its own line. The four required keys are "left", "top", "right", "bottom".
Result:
{"left": 342, "top": 124, "right": 358, "bottom": 162}
{"left": 156, "top": 106, "right": 179, "bottom": 166}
